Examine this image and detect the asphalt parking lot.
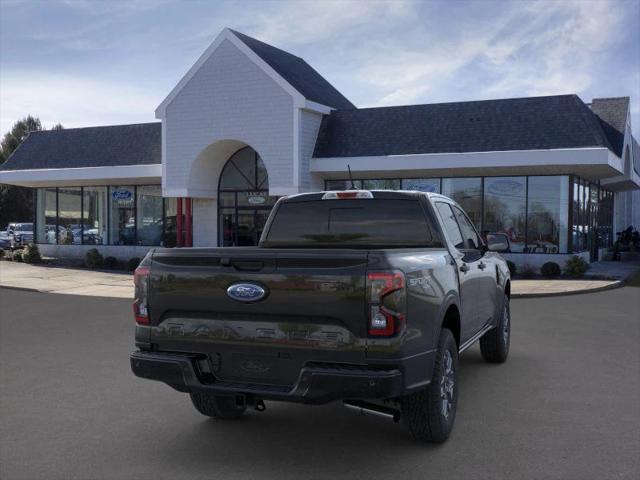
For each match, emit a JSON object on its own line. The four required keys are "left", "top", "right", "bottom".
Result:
{"left": 1, "top": 287, "right": 639, "bottom": 480}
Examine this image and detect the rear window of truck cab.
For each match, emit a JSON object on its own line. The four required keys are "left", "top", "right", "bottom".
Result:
{"left": 261, "top": 198, "right": 443, "bottom": 248}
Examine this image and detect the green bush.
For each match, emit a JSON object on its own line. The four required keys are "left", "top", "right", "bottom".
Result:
{"left": 12, "top": 251, "right": 24, "bottom": 262}
{"left": 506, "top": 260, "right": 516, "bottom": 276}
{"left": 103, "top": 256, "right": 118, "bottom": 270}
{"left": 85, "top": 248, "right": 103, "bottom": 269}
{"left": 22, "top": 244, "right": 42, "bottom": 264}
{"left": 565, "top": 256, "right": 589, "bottom": 277}
{"left": 0, "top": 249, "right": 5, "bottom": 259}
{"left": 127, "top": 257, "right": 141, "bottom": 272}
{"left": 540, "top": 261, "right": 561, "bottom": 278}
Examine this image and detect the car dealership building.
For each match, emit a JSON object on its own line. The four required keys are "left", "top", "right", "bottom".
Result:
{"left": 1, "top": 28, "right": 639, "bottom": 267}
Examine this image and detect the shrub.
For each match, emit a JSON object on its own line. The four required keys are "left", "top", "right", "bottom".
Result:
{"left": 12, "top": 251, "right": 24, "bottom": 262}
{"left": 127, "top": 257, "right": 141, "bottom": 272}
{"left": 520, "top": 264, "right": 535, "bottom": 279}
{"left": 22, "top": 244, "right": 42, "bottom": 264}
{"left": 506, "top": 260, "right": 516, "bottom": 277}
{"left": 103, "top": 256, "right": 118, "bottom": 270}
{"left": 0, "top": 249, "right": 5, "bottom": 259}
{"left": 85, "top": 248, "right": 103, "bottom": 269}
{"left": 540, "top": 261, "right": 561, "bottom": 278}
{"left": 565, "top": 256, "right": 589, "bottom": 277}
{"left": 63, "top": 226, "right": 74, "bottom": 245}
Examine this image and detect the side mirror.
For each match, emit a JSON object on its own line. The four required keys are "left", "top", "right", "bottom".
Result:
{"left": 486, "top": 233, "right": 510, "bottom": 252}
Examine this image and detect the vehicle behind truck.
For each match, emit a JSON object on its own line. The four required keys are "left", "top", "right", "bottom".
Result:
{"left": 131, "top": 190, "right": 511, "bottom": 442}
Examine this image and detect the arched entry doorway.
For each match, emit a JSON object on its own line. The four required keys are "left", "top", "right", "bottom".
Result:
{"left": 218, "top": 146, "right": 277, "bottom": 246}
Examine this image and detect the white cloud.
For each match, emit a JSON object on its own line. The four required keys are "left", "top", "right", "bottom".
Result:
{"left": 0, "top": 72, "right": 158, "bottom": 133}
{"left": 249, "top": 0, "right": 412, "bottom": 46}
{"left": 344, "top": 0, "right": 627, "bottom": 107}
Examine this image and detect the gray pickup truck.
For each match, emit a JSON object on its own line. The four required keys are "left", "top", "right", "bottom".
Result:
{"left": 131, "top": 190, "right": 511, "bottom": 442}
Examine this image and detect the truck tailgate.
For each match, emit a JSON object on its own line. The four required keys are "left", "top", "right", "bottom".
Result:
{"left": 147, "top": 248, "right": 369, "bottom": 387}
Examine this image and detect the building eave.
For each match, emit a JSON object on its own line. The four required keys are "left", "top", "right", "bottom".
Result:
{"left": 0, "top": 164, "right": 162, "bottom": 188}
{"left": 311, "top": 147, "right": 624, "bottom": 182}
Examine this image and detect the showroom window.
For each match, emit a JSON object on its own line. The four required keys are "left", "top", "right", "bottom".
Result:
{"left": 324, "top": 174, "right": 612, "bottom": 255}
{"left": 362, "top": 179, "right": 401, "bottom": 190}
{"left": 35, "top": 187, "right": 57, "bottom": 244}
{"left": 402, "top": 178, "right": 441, "bottom": 193}
{"left": 109, "top": 186, "right": 136, "bottom": 245}
{"left": 82, "top": 187, "right": 107, "bottom": 245}
{"left": 526, "top": 176, "right": 569, "bottom": 254}
{"left": 136, "top": 186, "right": 163, "bottom": 246}
{"left": 34, "top": 186, "right": 177, "bottom": 247}
{"left": 441, "top": 178, "right": 482, "bottom": 230}
{"left": 163, "top": 197, "right": 177, "bottom": 248}
{"left": 57, "top": 187, "right": 82, "bottom": 245}
{"left": 325, "top": 179, "right": 363, "bottom": 190}
{"left": 483, "top": 177, "right": 526, "bottom": 252}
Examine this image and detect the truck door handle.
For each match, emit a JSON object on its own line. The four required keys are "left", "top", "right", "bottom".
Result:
{"left": 478, "top": 262, "right": 487, "bottom": 270}
{"left": 459, "top": 263, "right": 470, "bottom": 273}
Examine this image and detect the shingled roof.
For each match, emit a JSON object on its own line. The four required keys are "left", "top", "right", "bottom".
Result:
{"left": 1, "top": 122, "right": 161, "bottom": 171}
{"left": 313, "top": 95, "right": 616, "bottom": 158}
{"left": 589, "top": 97, "right": 629, "bottom": 157}
{"left": 230, "top": 29, "right": 355, "bottom": 110}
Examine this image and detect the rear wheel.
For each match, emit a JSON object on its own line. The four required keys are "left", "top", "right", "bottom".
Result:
{"left": 401, "top": 328, "right": 458, "bottom": 443}
{"left": 480, "top": 295, "right": 510, "bottom": 363}
{"left": 189, "top": 392, "right": 246, "bottom": 420}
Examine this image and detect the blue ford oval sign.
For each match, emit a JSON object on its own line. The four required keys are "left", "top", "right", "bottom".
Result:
{"left": 226, "top": 283, "right": 267, "bottom": 303}
{"left": 111, "top": 189, "right": 133, "bottom": 201}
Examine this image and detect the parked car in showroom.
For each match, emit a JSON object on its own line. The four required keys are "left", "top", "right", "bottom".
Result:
{"left": 131, "top": 190, "right": 512, "bottom": 443}
{"left": 0, "top": 231, "right": 11, "bottom": 250}
{"left": 6, "top": 223, "right": 34, "bottom": 249}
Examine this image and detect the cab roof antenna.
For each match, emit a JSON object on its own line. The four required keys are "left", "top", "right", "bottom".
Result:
{"left": 347, "top": 164, "right": 356, "bottom": 190}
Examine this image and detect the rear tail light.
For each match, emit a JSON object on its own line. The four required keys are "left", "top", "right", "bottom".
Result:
{"left": 367, "top": 271, "right": 406, "bottom": 336}
{"left": 133, "top": 266, "right": 150, "bottom": 325}
{"left": 322, "top": 190, "right": 373, "bottom": 200}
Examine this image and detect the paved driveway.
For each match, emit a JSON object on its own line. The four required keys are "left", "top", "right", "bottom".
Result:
{"left": 1, "top": 287, "right": 638, "bottom": 480}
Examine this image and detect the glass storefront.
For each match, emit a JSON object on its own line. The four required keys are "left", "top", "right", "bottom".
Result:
{"left": 163, "top": 197, "right": 177, "bottom": 248}
{"left": 526, "top": 176, "right": 569, "bottom": 254}
{"left": 441, "top": 178, "right": 482, "bottom": 228}
{"left": 82, "top": 187, "right": 107, "bottom": 245}
{"left": 57, "top": 187, "right": 82, "bottom": 245}
{"left": 218, "top": 147, "right": 276, "bottom": 247}
{"left": 325, "top": 175, "right": 611, "bottom": 254}
{"left": 109, "top": 186, "right": 136, "bottom": 245}
{"left": 483, "top": 177, "right": 526, "bottom": 252}
{"left": 402, "top": 178, "right": 440, "bottom": 193}
{"left": 35, "top": 185, "right": 174, "bottom": 247}
{"left": 35, "top": 187, "right": 57, "bottom": 244}
{"left": 136, "top": 186, "right": 163, "bottom": 246}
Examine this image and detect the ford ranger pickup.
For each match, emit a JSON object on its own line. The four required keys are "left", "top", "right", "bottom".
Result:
{"left": 130, "top": 190, "right": 511, "bottom": 442}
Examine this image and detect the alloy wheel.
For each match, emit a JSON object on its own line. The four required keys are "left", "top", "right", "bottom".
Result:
{"left": 440, "top": 350, "right": 455, "bottom": 419}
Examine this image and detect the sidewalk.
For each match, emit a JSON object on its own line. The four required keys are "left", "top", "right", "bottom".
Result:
{"left": 0, "top": 261, "right": 133, "bottom": 298}
{"left": 1, "top": 260, "right": 637, "bottom": 300}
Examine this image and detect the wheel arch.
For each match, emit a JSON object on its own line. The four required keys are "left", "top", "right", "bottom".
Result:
{"left": 440, "top": 302, "right": 461, "bottom": 348}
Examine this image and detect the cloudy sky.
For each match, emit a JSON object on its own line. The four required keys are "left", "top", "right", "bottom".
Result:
{"left": 1, "top": 0, "right": 639, "bottom": 137}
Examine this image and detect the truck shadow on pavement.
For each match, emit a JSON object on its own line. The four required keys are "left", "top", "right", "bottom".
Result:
{"left": 151, "top": 352, "right": 493, "bottom": 475}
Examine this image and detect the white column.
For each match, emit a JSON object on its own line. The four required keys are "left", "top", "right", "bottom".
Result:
{"left": 192, "top": 198, "right": 218, "bottom": 247}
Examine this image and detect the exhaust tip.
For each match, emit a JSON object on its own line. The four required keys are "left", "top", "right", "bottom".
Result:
{"left": 343, "top": 400, "right": 401, "bottom": 423}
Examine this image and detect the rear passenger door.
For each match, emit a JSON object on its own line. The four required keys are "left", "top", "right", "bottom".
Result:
{"left": 434, "top": 202, "right": 483, "bottom": 343}
{"left": 450, "top": 205, "right": 496, "bottom": 333}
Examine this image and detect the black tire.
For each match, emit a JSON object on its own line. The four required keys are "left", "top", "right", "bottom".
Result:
{"left": 480, "top": 294, "right": 510, "bottom": 363}
{"left": 401, "top": 328, "right": 458, "bottom": 443}
{"left": 189, "top": 392, "right": 246, "bottom": 419}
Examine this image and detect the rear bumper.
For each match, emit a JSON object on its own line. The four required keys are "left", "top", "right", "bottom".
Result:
{"left": 130, "top": 351, "right": 404, "bottom": 404}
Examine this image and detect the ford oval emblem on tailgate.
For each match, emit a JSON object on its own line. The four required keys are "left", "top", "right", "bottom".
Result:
{"left": 226, "top": 283, "right": 267, "bottom": 303}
